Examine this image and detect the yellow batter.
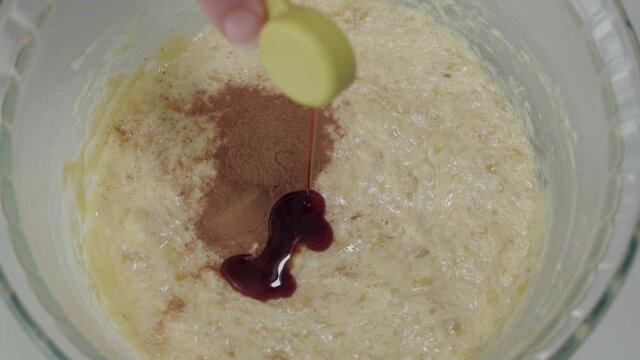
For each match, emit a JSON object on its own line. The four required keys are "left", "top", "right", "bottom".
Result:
{"left": 66, "top": 0, "right": 547, "bottom": 358}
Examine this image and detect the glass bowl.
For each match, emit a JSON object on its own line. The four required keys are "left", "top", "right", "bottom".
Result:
{"left": 1, "top": 0, "right": 639, "bottom": 358}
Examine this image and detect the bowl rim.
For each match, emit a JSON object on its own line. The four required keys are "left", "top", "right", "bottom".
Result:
{"left": 546, "top": 0, "right": 640, "bottom": 357}
{"left": 0, "top": 0, "right": 638, "bottom": 359}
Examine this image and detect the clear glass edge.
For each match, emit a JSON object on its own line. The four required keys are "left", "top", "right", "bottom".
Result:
{"left": 0, "top": 260, "right": 68, "bottom": 360}
{"left": 0, "top": 0, "right": 637, "bottom": 359}
{"left": 0, "top": 1, "right": 72, "bottom": 358}
{"left": 547, "top": 0, "right": 640, "bottom": 358}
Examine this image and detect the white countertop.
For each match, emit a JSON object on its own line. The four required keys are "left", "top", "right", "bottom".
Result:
{"left": 1, "top": 2, "right": 639, "bottom": 359}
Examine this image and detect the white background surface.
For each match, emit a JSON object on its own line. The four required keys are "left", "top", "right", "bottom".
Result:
{"left": 1, "top": 1, "right": 639, "bottom": 359}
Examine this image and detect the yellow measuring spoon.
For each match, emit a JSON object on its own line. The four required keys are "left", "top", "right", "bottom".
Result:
{"left": 259, "top": 0, "right": 356, "bottom": 107}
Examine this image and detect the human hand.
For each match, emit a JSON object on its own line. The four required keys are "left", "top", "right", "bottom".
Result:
{"left": 197, "top": 0, "right": 267, "bottom": 45}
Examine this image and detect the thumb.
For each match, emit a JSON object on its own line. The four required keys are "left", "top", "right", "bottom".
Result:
{"left": 197, "top": 0, "right": 267, "bottom": 45}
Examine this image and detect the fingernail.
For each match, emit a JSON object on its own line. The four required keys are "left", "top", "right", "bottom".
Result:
{"left": 245, "top": 0, "right": 267, "bottom": 18}
{"left": 223, "top": 9, "right": 262, "bottom": 45}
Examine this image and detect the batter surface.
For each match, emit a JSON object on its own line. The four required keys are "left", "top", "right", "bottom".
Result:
{"left": 66, "top": 0, "right": 546, "bottom": 358}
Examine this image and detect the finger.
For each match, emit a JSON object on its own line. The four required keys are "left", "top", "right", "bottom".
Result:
{"left": 197, "top": 0, "right": 266, "bottom": 44}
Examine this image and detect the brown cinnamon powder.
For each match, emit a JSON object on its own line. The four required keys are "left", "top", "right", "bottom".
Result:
{"left": 191, "top": 85, "right": 340, "bottom": 259}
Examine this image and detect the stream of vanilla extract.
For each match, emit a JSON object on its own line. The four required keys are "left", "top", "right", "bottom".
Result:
{"left": 305, "top": 108, "right": 317, "bottom": 190}
{"left": 220, "top": 108, "right": 334, "bottom": 301}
